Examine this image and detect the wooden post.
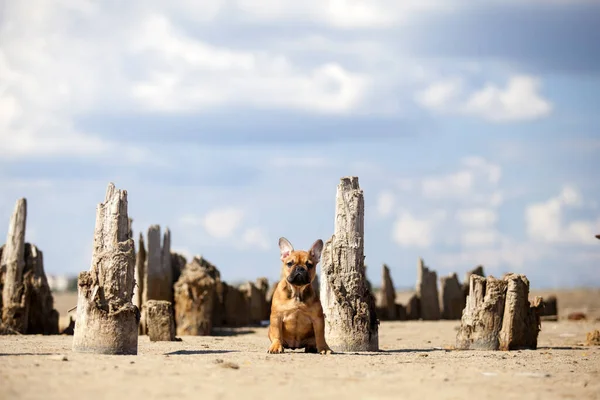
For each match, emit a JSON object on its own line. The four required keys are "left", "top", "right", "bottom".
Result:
{"left": 377, "top": 264, "right": 397, "bottom": 320}
{"left": 440, "top": 273, "right": 465, "bottom": 320}
{"left": 456, "top": 273, "right": 543, "bottom": 351}
{"left": 143, "top": 300, "right": 176, "bottom": 341}
{"left": 72, "top": 183, "right": 138, "bottom": 355}
{"left": 255, "top": 277, "right": 271, "bottom": 321}
{"left": 23, "top": 244, "right": 59, "bottom": 334}
{"left": 416, "top": 258, "right": 440, "bottom": 320}
{"left": 173, "top": 257, "right": 217, "bottom": 336}
{"left": 161, "top": 228, "right": 173, "bottom": 300}
{"left": 406, "top": 294, "right": 420, "bottom": 320}
{"left": 1, "top": 198, "right": 29, "bottom": 333}
{"left": 320, "top": 177, "right": 379, "bottom": 352}
{"left": 144, "top": 225, "right": 163, "bottom": 301}
{"left": 134, "top": 233, "right": 146, "bottom": 334}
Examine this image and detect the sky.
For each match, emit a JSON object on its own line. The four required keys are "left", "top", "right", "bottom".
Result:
{"left": 1, "top": 0, "right": 599, "bottom": 290}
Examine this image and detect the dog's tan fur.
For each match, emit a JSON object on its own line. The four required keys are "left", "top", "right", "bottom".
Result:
{"left": 267, "top": 237, "right": 332, "bottom": 355}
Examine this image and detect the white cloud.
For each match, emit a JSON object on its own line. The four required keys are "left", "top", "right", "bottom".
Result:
{"left": 526, "top": 186, "right": 599, "bottom": 245}
{"left": 392, "top": 210, "right": 446, "bottom": 248}
{"left": 269, "top": 157, "right": 333, "bottom": 169}
{"left": 376, "top": 191, "right": 395, "bottom": 217}
{"left": 416, "top": 75, "right": 553, "bottom": 122}
{"left": 240, "top": 227, "right": 271, "bottom": 251}
{"left": 414, "top": 77, "right": 463, "bottom": 111}
{"left": 435, "top": 237, "right": 544, "bottom": 270}
{"left": 462, "top": 75, "right": 552, "bottom": 122}
{"left": 201, "top": 207, "right": 245, "bottom": 239}
{"left": 234, "top": 0, "right": 451, "bottom": 29}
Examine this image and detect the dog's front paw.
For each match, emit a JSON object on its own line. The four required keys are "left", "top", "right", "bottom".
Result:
{"left": 267, "top": 340, "right": 284, "bottom": 354}
{"left": 318, "top": 346, "right": 333, "bottom": 355}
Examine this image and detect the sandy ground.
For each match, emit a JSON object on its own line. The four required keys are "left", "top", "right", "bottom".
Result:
{"left": 1, "top": 290, "right": 598, "bottom": 400}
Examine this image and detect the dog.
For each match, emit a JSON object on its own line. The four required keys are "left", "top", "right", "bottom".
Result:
{"left": 267, "top": 237, "right": 332, "bottom": 355}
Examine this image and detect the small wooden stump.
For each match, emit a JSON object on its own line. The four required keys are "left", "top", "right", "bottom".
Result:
{"left": 173, "top": 257, "right": 217, "bottom": 336}
{"left": 72, "top": 183, "right": 139, "bottom": 355}
{"left": 416, "top": 258, "right": 440, "bottom": 320}
{"left": 320, "top": 177, "right": 379, "bottom": 352}
{"left": 143, "top": 300, "right": 176, "bottom": 341}
{"left": 456, "top": 273, "right": 543, "bottom": 351}
{"left": 440, "top": 273, "right": 465, "bottom": 320}
{"left": 144, "top": 225, "right": 172, "bottom": 302}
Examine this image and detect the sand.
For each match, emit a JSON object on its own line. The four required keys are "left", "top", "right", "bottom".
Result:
{"left": 1, "top": 290, "right": 599, "bottom": 400}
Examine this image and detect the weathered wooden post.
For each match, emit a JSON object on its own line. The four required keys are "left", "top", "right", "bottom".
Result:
{"left": 377, "top": 264, "right": 398, "bottom": 320}
{"left": 320, "top": 177, "right": 379, "bottom": 352}
{"left": 173, "top": 257, "right": 217, "bottom": 336}
{"left": 143, "top": 300, "right": 176, "bottom": 341}
{"left": 456, "top": 273, "right": 543, "bottom": 350}
{"left": 440, "top": 273, "right": 465, "bottom": 320}
{"left": 144, "top": 225, "right": 163, "bottom": 301}
{"left": 416, "top": 258, "right": 440, "bottom": 320}
{"left": 24, "top": 244, "right": 59, "bottom": 334}
{"left": 134, "top": 233, "right": 146, "bottom": 334}
{"left": 1, "top": 198, "right": 29, "bottom": 333}
{"left": 72, "top": 183, "right": 139, "bottom": 355}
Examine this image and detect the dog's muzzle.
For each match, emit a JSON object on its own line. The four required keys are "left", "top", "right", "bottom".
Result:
{"left": 287, "top": 267, "right": 310, "bottom": 286}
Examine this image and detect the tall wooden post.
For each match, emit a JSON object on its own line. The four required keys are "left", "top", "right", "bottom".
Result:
{"left": 320, "top": 177, "right": 379, "bottom": 352}
{"left": 72, "top": 183, "right": 139, "bottom": 355}
{"left": 1, "top": 198, "right": 28, "bottom": 333}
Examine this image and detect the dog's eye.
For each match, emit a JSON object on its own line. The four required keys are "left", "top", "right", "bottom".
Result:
{"left": 306, "top": 262, "right": 313, "bottom": 269}
{"left": 286, "top": 261, "right": 294, "bottom": 267}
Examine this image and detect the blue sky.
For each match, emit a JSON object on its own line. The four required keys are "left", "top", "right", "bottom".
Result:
{"left": 1, "top": 0, "right": 599, "bottom": 289}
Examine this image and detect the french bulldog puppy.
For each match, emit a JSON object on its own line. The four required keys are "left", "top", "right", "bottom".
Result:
{"left": 267, "top": 237, "right": 332, "bottom": 355}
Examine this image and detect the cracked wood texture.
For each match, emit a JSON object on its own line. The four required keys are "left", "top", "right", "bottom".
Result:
{"left": 456, "top": 273, "right": 543, "bottom": 351}
{"left": 72, "top": 183, "right": 139, "bottom": 355}
{"left": 1, "top": 198, "right": 29, "bottom": 333}
{"left": 320, "top": 177, "right": 379, "bottom": 352}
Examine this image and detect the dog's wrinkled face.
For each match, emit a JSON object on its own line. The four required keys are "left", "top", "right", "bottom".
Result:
{"left": 279, "top": 237, "right": 323, "bottom": 287}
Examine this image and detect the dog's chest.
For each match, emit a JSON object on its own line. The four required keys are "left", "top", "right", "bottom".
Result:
{"left": 281, "top": 307, "right": 313, "bottom": 336}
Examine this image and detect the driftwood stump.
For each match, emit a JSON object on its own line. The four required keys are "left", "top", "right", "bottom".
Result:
{"left": 440, "top": 273, "right": 465, "bottom": 320}
{"left": 320, "top": 177, "right": 379, "bottom": 352}
{"left": 72, "top": 183, "right": 139, "bottom": 355}
{"left": 23, "top": 244, "right": 59, "bottom": 334}
{"left": 1, "top": 198, "right": 29, "bottom": 332}
{"left": 456, "top": 273, "right": 543, "bottom": 351}
{"left": 376, "top": 264, "right": 397, "bottom": 321}
{"left": 143, "top": 300, "right": 176, "bottom": 341}
{"left": 173, "top": 257, "right": 217, "bottom": 336}
{"left": 406, "top": 294, "right": 420, "bottom": 320}
{"left": 416, "top": 258, "right": 440, "bottom": 320}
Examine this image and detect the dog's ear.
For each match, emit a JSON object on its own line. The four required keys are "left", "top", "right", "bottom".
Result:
{"left": 279, "top": 237, "right": 294, "bottom": 260}
{"left": 309, "top": 239, "right": 324, "bottom": 263}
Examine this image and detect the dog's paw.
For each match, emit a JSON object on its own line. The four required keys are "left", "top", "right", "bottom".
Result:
{"left": 267, "top": 341, "right": 284, "bottom": 354}
{"left": 318, "top": 347, "right": 333, "bottom": 355}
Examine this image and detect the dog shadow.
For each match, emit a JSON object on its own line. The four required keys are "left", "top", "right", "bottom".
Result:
{"left": 164, "top": 349, "right": 238, "bottom": 356}
{"left": 0, "top": 352, "right": 59, "bottom": 357}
